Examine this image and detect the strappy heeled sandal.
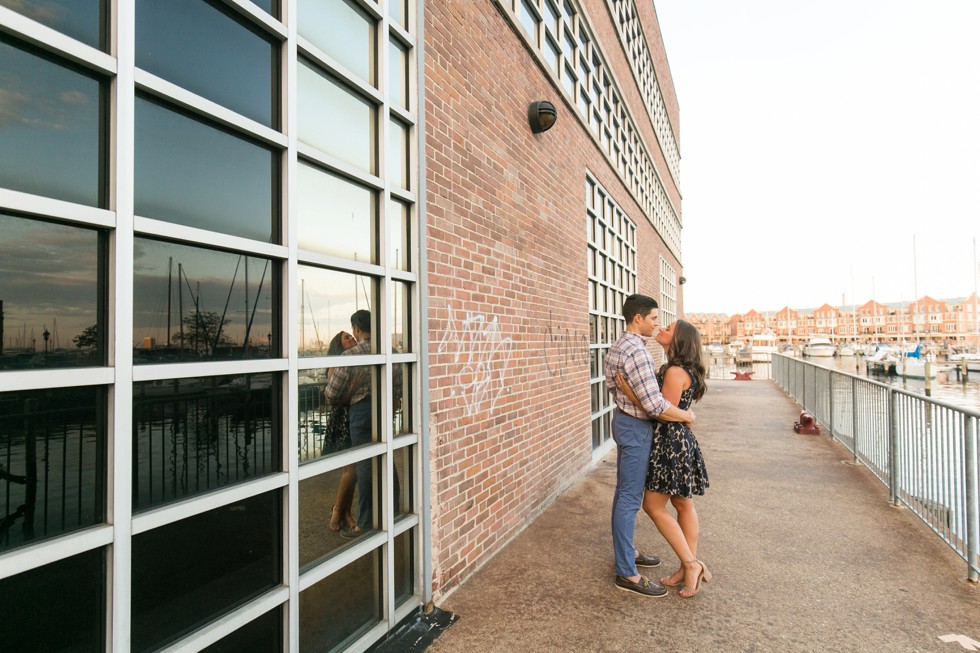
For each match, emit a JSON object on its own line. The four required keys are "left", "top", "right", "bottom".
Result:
{"left": 679, "top": 559, "right": 711, "bottom": 598}
{"left": 660, "top": 568, "right": 684, "bottom": 588}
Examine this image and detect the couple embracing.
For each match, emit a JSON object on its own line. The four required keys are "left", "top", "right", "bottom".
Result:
{"left": 604, "top": 294, "right": 711, "bottom": 598}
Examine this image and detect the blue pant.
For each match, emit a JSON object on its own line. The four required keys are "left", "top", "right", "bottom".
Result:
{"left": 611, "top": 410, "right": 653, "bottom": 577}
{"left": 348, "top": 400, "right": 400, "bottom": 531}
{"left": 349, "top": 401, "right": 374, "bottom": 530}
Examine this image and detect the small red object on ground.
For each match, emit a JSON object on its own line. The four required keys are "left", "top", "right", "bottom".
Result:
{"left": 731, "top": 371, "right": 754, "bottom": 380}
{"left": 793, "top": 411, "right": 820, "bottom": 435}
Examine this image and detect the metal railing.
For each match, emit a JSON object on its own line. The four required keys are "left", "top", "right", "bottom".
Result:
{"left": 772, "top": 353, "right": 979, "bottom": 582}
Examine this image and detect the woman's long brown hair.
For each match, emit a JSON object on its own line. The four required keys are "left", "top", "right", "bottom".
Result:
{"left": 661, "top": 319, "right": 707, "bottom": 402}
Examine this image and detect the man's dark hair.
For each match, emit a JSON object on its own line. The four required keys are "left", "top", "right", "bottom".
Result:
{"left": 351, "top": 309, "right": 371, "bottom": 334}
{"left": 622, "top": 294, "right": 658, "bottom": 323}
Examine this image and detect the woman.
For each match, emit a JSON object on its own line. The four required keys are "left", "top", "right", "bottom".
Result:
{"left": 617, "top": 320, "right": 711, "bottom": 597}
{"left": 324, "top": 330, "right": 358, "bottom": 532}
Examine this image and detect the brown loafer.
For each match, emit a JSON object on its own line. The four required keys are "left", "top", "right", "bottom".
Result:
{"left": 615, "top": 575, "right": 667, "bottom": 597}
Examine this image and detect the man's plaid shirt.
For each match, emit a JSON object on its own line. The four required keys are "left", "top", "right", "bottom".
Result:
{"left": 323, "top": 338, "right": 371, "bottom": 405}
{"left": 603, "top": 331, "right": 671, "bottom": 419}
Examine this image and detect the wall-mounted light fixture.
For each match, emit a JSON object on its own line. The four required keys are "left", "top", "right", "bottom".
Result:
{"left": 528, "top": 100, "right": 557, "bottom": 134}
{"left": 679, "top": 276, "right": 687, "bottom": 285}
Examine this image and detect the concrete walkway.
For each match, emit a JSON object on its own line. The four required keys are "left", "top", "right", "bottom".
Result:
{"left": 429, "top": 380, "right": 979, "bottom": 653}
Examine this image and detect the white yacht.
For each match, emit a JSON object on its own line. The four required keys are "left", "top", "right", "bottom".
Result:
{"left": 948, "top": 351, "right": 980, "bottom": 373}
{"left": 803, "top": 337, "right": 836, "bottom": 357}
{"left": 747, "top": 331, "right": 778, "bottom": 362}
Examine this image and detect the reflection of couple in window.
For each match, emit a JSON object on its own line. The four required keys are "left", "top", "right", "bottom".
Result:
{"left": 322, "top": 310, "right": 376, "bottom": 538}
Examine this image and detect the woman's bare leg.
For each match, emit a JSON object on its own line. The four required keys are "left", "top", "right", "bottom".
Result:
{"left": 642, "top": 491, "right": 699, "bottom": 588}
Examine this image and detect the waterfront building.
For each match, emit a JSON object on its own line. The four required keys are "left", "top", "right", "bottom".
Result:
{"left": 694, "top": 295, "right": 980, "bottom": 351}
{"left": 688, "top": 312, "right": 730, "bottom": 345}
{"left": 0, "top": 0, "right": 685, "bottom": 650}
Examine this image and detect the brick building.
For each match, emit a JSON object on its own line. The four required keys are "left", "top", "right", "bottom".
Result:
{"left": 692, "top": 295, "right": 980, "bottom": 349}
{"left": 0, "top": 0, "right": 683, "bottom": 650}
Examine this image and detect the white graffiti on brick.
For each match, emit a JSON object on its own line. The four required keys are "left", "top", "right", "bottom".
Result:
{"left": 437, "top": 306, "right": 514, "bottom": 416}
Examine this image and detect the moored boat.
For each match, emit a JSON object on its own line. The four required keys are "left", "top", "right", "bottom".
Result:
{"left": 803, "top": 337, "right": 835, "bottom": 357}
{"left": 747, "top": 331, "right": 778, "bottom": 362}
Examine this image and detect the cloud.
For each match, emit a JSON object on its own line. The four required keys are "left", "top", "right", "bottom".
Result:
{"left": 0, "top": 0, "right": 66, "bottom": 28}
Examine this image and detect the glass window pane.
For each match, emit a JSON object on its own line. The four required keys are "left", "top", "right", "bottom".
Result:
{"left": 389, "top": 0, "right": 406, "bottom": 27}
{"left": 387, "top": 119, "right": 409, "bottom": 190}
{"left": 394, "top": 528, "right": 414, "bottom": 607}
{"left": 518, "top": 0, "right": 537, "bottom": 44}
{"left": 393, "top": 444, "right": 412, "bottom": 517}
{"left": 0, "top": 213, "right": 106, "bottom": 369}
{"left": 0, "top": 37, "right": 104, "bottom": 207}
{"left": 298, "top": 459, "right": 376, "bottom": 566}
{"left": 200, "top": 606, "right": 282, "bottom": 653}
{"left": 133, "top": 239, "right": 277, "bottom": 364}
{"left": 136, "top": 0, "right": 277, "bottom": 127}
{"left": 0, "top": 547, "right": 105, "bottom": 651}
{"left": 0, "top": 0, "right": 104, "bottom": 49}
{"left": 298, "top": 266, "right": 377, "bottom": 356}
{"left": 248, "top": 0, "right": 277, "bottom": 16}
{"left": 298, "top": 62, "right": 376, "bottom": 174}
{"left": 387, "top": 198, "right": 410, "bottom": 272}
{"left": 299, "top": 365, "right": 378, "bottom": 462}
{"left": 542, "top": 0, "right": 559, "bottom": 34}
{"left": 298, "top": 0, "right": 374, "bottom": 84}
{"left": 299, "top": 550, "right": 380, "bottom": 652}
{"left": 296, "top": 162, "right": 375, "bottom": 263}
{"left": 392, "top": 363, "right": 410, "bottom": 436}
{"left": 135, "top": 96, "right": 277, "bottom": 242}
{"left": 133, "top": 373, "right": 281, "bottom": 512}
{"left": 131, "top": 490, "right": 282, "bottom": 652}
{"left": 390, "top": 280, "right": 411, "bottom": 353}
{"left": 0, "top": 387, "right": 106, "bottom": 552}
{"left": 388, "top": 37, "right": 407, "bottom": 108}
{"left": 544, "top": 38, "right": 558, "bottom": 71}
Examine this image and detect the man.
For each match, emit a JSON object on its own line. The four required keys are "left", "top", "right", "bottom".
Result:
{"left": 323, "top": 310, "right": 374, "bottom": 537}
{"left": 604, "top": 294, "right": 695, "bottom": 597}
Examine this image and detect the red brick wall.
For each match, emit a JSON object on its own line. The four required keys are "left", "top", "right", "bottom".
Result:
{"left": 424, "top": 0, "right": 681, "bottom": 597}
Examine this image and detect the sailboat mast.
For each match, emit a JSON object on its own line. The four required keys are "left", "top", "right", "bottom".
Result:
{"left": 912, "top": 235, "right": 919, "bottom": 345}
{"left": 973, "top": 236, "right": 978, "bottom": 348}
{"left": 300, "top": 277, "right": 305, "bottom": 354}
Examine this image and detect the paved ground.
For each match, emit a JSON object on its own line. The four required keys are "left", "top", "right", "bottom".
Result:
{"left": 428, "top": 379, "right": 979, "bottom": 653}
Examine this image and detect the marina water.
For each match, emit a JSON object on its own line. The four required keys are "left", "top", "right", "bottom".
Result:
{"left": 708, "top": 354, "right": 980, "bottom": 413}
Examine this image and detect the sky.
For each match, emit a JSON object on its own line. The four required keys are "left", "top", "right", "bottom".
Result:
{"left": 653, "top": 0, "right": 980, "bottom": 316}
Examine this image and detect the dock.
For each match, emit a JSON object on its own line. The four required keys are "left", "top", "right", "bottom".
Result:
{"left": 427, "top": 379, "right": 979, "bottom": 653}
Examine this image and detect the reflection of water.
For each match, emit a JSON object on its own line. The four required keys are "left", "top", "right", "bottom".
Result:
{"left": 709, "top": 354, "right": 980, "bottom": 412}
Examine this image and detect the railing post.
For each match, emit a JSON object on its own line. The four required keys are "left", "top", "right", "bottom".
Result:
{"left": 889, "top": 388, "right": 899, "bottom": 506}
{"left": 965, "top": 416, "right": 978, "bottom": 582}
{"left": 851, "top": 376, "right": 859, "bottom": 463}
{"left": 829, "top": 371, "right": 835, "bottom": 440}
{"left": 802, "top": 365, "right": 807, "bottom": 410}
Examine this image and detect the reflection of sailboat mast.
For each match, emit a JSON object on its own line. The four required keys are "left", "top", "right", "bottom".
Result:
{"left": 304, "top": 286, "right": 322, "bottom": 350}
{"left": 178, "top": 263, "right": 185, "bottom": 353}
{"left": 300, "top": 278, "right": 305, "bottom": 353}
{"left": 244, "top": 257, "right": 249, "bottom": 350}
{"left": 167, "top": 257, "right": 173, "bottom": 348}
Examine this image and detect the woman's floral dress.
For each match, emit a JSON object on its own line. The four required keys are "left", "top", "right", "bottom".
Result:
{"left": 645, "top": 366, "right": 709, "bottom": 497}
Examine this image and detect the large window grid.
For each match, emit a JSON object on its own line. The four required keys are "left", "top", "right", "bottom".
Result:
{"left": 498, "top": 0, "right": 682, "bottom": 260}
{"left": 608, "top": 0, "right": 681, "bottom": 184}
{"left": 0, "top": 0, "right": 422, "bottom": 651}
{"left": 659, "top": 255, "right": 677, "bottom": 330}
{"left": 586, "top": 174, "right": 637, "bottom": 451}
